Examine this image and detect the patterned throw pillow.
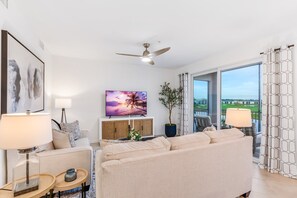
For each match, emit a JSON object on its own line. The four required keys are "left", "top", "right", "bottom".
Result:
{"left": 53, "top": 129, "right": 76, "bottom": 147}
{"left": 60, "top": 120, "right": 81, "bottom": 140}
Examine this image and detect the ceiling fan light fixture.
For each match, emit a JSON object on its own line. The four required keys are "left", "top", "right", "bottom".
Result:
{"left": 141, "top": 57, "right": 151, "bottom": 63}
{"left": 116, "top": 43, "right": 170, "bottom": 65}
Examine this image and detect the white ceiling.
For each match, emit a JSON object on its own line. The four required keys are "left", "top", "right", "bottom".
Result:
{"left": 13, "top": 0, "right": 297, "bottom": 68}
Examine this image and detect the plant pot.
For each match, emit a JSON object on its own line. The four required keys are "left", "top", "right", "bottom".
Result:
{"left": 165, "top": 124, "right": 176, "bottom": 137}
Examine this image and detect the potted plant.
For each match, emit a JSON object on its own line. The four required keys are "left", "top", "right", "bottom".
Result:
{"left": 159, "top": 82, "right": 183, "bottom": 137}
{"left": 128, "top": 129, "right": 142, "bottom": 141}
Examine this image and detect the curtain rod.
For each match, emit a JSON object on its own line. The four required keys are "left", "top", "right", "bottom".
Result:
{"left": 260, "top": 44, "right": 294, "bottom": 55}
{"left": 178, "top": 73, "right": 188, "bottom": 76}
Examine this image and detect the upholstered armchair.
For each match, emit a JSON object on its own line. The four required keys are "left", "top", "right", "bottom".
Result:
{"left": 194, "top": 116, "right": 215, "bottom": 132}
{"left": 6, "top": 120, "right": 93, "bottom": 185}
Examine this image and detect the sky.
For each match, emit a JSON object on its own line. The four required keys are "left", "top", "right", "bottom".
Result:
{"left": 194, "top": 64, "right": 260, "bottom": 100}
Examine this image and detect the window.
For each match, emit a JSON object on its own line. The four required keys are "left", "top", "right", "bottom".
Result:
{"left": 193, "top": 72, "right": 218, "bottom": 132}
{"left": 221, "top": 64, "right": 262, "bottom": 158}
{"left": 193, "top": 80, "right": 209, "bottom": 116}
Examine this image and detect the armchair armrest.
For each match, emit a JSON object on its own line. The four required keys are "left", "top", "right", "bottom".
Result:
{"left": 37, "top": 146, "right": 93, "bottom": 185}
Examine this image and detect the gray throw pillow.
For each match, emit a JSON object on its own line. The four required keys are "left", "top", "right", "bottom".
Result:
{"left": 60, "top": 120, "right": 81, "bottom": 140}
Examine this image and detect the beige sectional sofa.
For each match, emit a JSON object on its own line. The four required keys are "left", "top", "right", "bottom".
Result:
{"left": 95, "top": 128, "right": 253, "bottom": 198}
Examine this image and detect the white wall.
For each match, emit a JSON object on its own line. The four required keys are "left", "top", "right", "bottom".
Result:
{"left": 50, "top": 56, "right": 175, "bottom": 142}
{"left": 0, "top": 1, "right": 53, "bottom": 185}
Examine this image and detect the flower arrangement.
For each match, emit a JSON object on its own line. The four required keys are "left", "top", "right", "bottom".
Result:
{"left": 128, "top": 129, "right": 142, "bottom": 141}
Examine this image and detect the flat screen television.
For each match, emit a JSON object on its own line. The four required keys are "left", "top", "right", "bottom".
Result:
{"left": 105, "top": 90, "right": 147, "bottom": 116}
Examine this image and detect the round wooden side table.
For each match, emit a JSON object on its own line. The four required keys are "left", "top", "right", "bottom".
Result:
{"left": 0, "top": 173, "right": 55, "bottom": 198}
{"left": 55, "top": 168, "right": 88, "bottom": 198}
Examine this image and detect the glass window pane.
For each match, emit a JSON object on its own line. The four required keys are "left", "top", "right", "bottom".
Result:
{"left": 193, "top": 72, "right": 218, "bottom": 132}
{"left": 221, "top": 64, "right": 262, "bottom": 158}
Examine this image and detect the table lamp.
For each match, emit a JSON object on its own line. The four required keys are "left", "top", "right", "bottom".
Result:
{"left": 225, "top": 108, "right": 252, "bottom": 128}
{"left": 55, "top": 98, "right": 72, "bottom": 123}
{"left": 0, "top": 112, "right": 52, "bottom": 196}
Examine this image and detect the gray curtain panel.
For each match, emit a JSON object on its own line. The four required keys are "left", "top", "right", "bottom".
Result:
{"left": 259, "top": 46, "right": 297, "bottom": 178}
{"left": 178, "top": 73, "right": 189, "bottom": 135}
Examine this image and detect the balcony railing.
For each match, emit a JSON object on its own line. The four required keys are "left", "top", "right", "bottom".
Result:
{"left": 193, "top": 109, "right": 262, "bottom": 132}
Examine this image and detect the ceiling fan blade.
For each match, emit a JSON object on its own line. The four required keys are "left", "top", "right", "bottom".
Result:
{"left": 148, "top": 59, "right": 155, "bottom": 65}
{"left": 116, "top": 53, "right": 142, "bottom": 57}
{"left": 149, "top": 47, "right": 170, "bottom": 57}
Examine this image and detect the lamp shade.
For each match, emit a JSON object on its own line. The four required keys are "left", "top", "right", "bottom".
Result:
{"left": 0, "top": 113, "right": 52, "bottom": 149}
{"left": 55, "top": 98, "right": 72, "bottom": 108}
{"left": 225, "top": 108, "right": 252, "bottom": 127}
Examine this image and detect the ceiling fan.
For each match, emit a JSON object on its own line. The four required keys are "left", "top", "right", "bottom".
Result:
{"left": 116, "top": 43, "right": 170, "bottom": 65}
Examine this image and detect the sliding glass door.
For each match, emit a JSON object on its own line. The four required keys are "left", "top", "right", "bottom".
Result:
{"left": 193, "top": 72, "right": 217, "bottom": 132}
{"left": 221, "top": 64, "right": 262, "bottom": 158}
{"left": 192, "top": 63, "right": 262, "bottom": 158}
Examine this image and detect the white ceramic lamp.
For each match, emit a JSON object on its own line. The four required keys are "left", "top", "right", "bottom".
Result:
{"left": 225, "top": 108, "right": 252, "bottom": 128}
{"left": 0, "top": 112, "right": 52, "bottom": 196}
{"left": 55, "top": 98, "right": 72, "bottom": 123}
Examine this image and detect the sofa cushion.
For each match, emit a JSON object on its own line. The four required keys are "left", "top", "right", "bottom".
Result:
{"left": 75, "top": 137, "right": 90, "bottom": 147}
{"left": 52, "top": 130, "right": 72, "bottom": 149}
{"left": 61, "top": 120, "right": 81, "bottom": 140}
{"left": 203, "top": 128, "right": 244, "bottom": 143}
{"left": 102, "top": 136, "right": 171, "bottom": 161}
{"left": 168, "top": 132, "right": 210, "bottom": 150}
{"left": 100, "top": 139, "right": 133, "bottom": 148}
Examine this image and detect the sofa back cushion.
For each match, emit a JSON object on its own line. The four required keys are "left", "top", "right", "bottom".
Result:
{"left": 203, "top": 128, "right": 244, "bottom": 143}
{"left": 167, "top": 132, "right": 210, "bottom": 150}
{"left": 102, "top": 136, "right": 171, "bottom": 161}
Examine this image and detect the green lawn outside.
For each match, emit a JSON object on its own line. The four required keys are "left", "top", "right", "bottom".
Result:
{"left": 194, "top": 103, "right": 261, "bottom": 120}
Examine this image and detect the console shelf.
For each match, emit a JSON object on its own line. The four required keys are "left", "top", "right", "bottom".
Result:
{"left": 99, "top": 117, "right": 154, "bottom": 140}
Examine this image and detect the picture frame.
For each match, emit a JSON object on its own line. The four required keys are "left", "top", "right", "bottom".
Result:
{"left": 1, "top": 30, "right": 45, "bottom": 114}
{"left": 0, "top": 0, "right": 8, "bottom": 8}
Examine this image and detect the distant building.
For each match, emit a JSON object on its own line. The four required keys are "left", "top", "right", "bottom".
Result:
{"left": 221, "top": 99, "right": 260, "bottom": 105}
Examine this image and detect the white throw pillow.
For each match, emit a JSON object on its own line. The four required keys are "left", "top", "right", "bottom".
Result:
{"left": 203, "top": 125, "right": 216, "bottom": 132}
{"left": 52, "top": 130, "right": 72, "bottom": 149}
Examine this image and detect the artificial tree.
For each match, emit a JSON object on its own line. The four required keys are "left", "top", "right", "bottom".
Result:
{"left": 159, "top": 82, "right": 183, "bottom": 136}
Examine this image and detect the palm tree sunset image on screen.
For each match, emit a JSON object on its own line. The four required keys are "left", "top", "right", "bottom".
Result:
{"left": 105, "top": 90, "right": 147, "bottom": 116}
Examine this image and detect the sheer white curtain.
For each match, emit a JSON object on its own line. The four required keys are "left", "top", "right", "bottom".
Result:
{"left": 178, "top": 73, "right": 189, "bottom": 135}
{"left": 259, "top": 46, "right": 297, "bottom": 178}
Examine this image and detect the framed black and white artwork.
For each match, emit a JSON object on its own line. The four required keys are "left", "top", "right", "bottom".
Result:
{"left": 0, "top": 0, "right": 8, "bottom": 8}
{"left": 1, "top": 30, "right": 45, "bottom": 114}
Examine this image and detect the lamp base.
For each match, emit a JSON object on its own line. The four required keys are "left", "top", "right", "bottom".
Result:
{"left": 14, "top": 178, "right": 39, "bottom": 196}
